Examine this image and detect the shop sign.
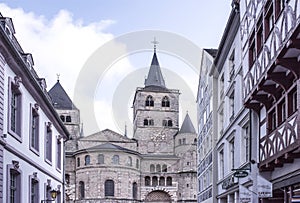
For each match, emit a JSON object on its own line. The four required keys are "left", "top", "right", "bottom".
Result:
{"left": 233, "top": 170, "right": 248, "bottom": 178}
{"left": 257, "top": 175, "right": 272, "bottom": 198}
{"left": 239, "top": 185, "right": 252, "bottom": 203}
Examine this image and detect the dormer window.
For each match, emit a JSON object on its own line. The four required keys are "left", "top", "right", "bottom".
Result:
{"left": 162, "top": 96, "right": 170, "bottom": 107}
{"left": 145, "top": 95, "right": 154, "bottom": 107}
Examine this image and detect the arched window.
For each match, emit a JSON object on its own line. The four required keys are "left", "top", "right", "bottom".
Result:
{"left": 145, "top": 176, "right": 151, "bottom": 186}
{"left": 105, "top": 180, "right": 115, "bottom": 197}
{"left": 162, "top": 118, "right": 173, "bottom": 127}
{"left": 144, "top": 118, "right": 154, "bottom": 126}
{"left": 166, "top": 177, "right": 172, "bottom": 186}
{"left": 162, "top": 164, "right": 167, "bottom": 172}
{"left": 112, "top": 155, "right": 119, "bottom": 165}
{"left": 156, "top": 164, "right": 161, "bottom": 172}
{"left": 60, "top": 115, "right": 65, "bottom": 122}
{"left": 152, "top": 176, "right": 158, "bottom": 186}
{"left": 79, "top": 181, "right": 85, "bottom": 199}
{"left": 159, "top": 177, "right": 165, "bottom": 186}
{"left": 85, "top": 155, "right": 90, "bottom": 165}
{"left": 136, "top": 159, "right": 139, "bottom": 169}
{"left": 145, "top": 95, "right": 154, "bottom": 107}
{"left": 132, "top": 182, "right": 138, "bottom": 199}
{"left": 194, "top": 138, "right": 197, "bottom": 144}
{"left": 162, "top": 96, "right": 170, "bottom": 107}
{"left": 77, "top": 157, "right": 80, "bottom": 167}
{"left": 98, "top": 154, "right": 104, "bottom": 164}
{"left": 127, "top": 156, "right": 132, "bottom": 166}
{"left": 66, "top": 115, "right": 72, "bottom": 122}
{"left": 150, "top": 164, "right": 155, "bottom": 172}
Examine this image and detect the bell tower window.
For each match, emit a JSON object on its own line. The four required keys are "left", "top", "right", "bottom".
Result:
{"left": 145, "top": 95, "right": 154, "bottom": 107}
{"left": 162, "top": 96, "right": 170, "bottom": 107}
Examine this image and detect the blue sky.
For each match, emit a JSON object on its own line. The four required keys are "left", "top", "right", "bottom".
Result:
{"left": 0, "top": 1, "right": 232, "bottom": 135}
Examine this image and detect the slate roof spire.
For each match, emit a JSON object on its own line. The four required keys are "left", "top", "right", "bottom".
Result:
{"left": 144, "top": 38, "right": 166, "bottom": 88}
{"left": 48, "top": 80, "right": 77, "bottom": 110}
{"left": 179, "top": 112, "right": 196, "bottom": 134}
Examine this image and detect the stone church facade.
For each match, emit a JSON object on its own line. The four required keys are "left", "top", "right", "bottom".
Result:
{"left": 49, "top": 50, "right": 197, "bottom": 202}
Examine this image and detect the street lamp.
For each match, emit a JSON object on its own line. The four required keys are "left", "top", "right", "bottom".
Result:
{"left": 41, "top": 189, "right": 58, "bottom": 202}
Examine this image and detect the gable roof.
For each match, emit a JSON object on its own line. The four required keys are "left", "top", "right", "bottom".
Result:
{"left": 144, "top": 52, "right": 166, "bottom": 88}
{"left": 48, "top": 80, "right": 77, "bottom": 110}
{"left": 86, "top": 142, "right": 138, "bottom": 154}
{"left": 80, "top": 129, "right": 135, "bottom": 143}
{"left": 179, "top": 113, "right": 196, "bottom": 134}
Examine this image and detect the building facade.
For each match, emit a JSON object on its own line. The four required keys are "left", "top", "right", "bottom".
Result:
{"left": 0, "top": 13, "right": 69, "bottom": 203}
{"left": 241, "top": 0, "right": 300, "bottom": 201}
{"left": 197, "top": 49, "right": 218, "bottom": 203}
{"left": 50, "top": 50, "right": 198, "bottom": 202}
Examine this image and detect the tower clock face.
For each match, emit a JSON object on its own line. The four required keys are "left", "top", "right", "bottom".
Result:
{"left": 150, "top": 129, "right": 167, "bottom": 145}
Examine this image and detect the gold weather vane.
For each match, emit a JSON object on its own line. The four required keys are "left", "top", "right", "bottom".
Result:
{"left": 151, "top": 37, "right": 159, "bottom": 53}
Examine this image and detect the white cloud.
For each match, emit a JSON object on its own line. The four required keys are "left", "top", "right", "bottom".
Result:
{"left": 0, "top": 3, "right": 115, "bottom": 98}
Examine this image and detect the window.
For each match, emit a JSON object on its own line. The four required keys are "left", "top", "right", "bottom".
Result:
{"left": 249, "top": 32, "right": 256, "bottom": 68}
{"left": 219, "top": 149, "right": 224, "bottom": 179}
{"left": 127, "top": 156, "right": 132, "bottom": 166}
{"left": 57, "top": 139, "right": 62, "bottom": 169}
{"left": 112, "top": 155, "right": 119, "bottom": 165}
{"left": 179, "top": 139, "right": 182, "bottom": 145}
{"left": 8, "top": 76, "right": 22, "bottom": 140}
{"left": 29, "top": 173, "right": 39, "bottom": 203}
{"left": 156, "top": 164, "right": 161, "bottom": 172}
{"left": 264, "top": 1, "right": 274, "bottom": 37}
{"left": 256, "top": 16, "right": 263, "bottom": 53}
{"left": 159, "top": 177, "right": 165, "bottom": 186}
{"left": 132, "top": 182, "right": 138, "bottom": 199}
{"left": 269, "top": 110, "right": 276, "bottom": 131}
{"left": 85, "top": 155, "right": 90, "bottom": 165}
{"left": 7, "top": 163, "right": 21, "bottom": 203}
{"left": 166, "top": 177, "right": 172, "bottom": 186}
{"left": 182, "top": 138, "right": 186, "bottom": 144}
{"left": 220, "top": 74, "right": 224, "bottom": 98}
{"left": 145, "top": 95, "right": 154, "bottom": 107}
{"left": 79, "top": 181, "right": 85, "bottom": 199}
{"left": 162, "top": 164, "right": 167, "bottom": 172}
{"left": 150, "top": 164, "right": 155, "bottom": 172}
{"left": 152, "top": 176, "right": 158, "bottom": 186}
{"left": 288, "top": 88, "right": 297, "bottom": 116}
{"left": 278, "top": 101, "right": 286, "bottom": 124}
{"left": 60, "top": 115, "right": 65, "bottom": 122}
{"left": 105, "top": 180, "right": 115, "bottom": 197}
{"left": 145, "top": 176, "right": 151, "bottom": 186}
{"left": 30, "top": 104, "right": 39, "bottom": 153}
{"left": 275, "top": 0, "right": 285, "bottom": 19}
{"left": 229, "top": 51, "right": 235, "bottom": 82}
{"left": 98, "top": 154, "right": 104, "bottom": 164}
{"left": 66, "top": 116, "right": 71, "bottom": 122}
{"left": 162, "top": 118, "right": 173, "bottom": 127}
{"left": 77, "top": 157, "right": 80, "bottom": 167}
{"left": 144, "top": 118, "right": 154, "bottom": 126}
{"left": 229, "top": 92, "right": 235, "bottom": 121}
{"left": 65, "top": 174, "right": 70, "bottom": 185}
{"left": 230, "top": 139, "right": 235, "bottom": 169}
{"left": 45, "top": 123, "right": 52, "bottom": 163}
{"left": 136, "top": 159, "right": 139, "bottom": 169}
{"left": 243, "top": 125, "right": 250, "bottom": 162}
{"left": 162, "top": 96, "right": 170, "bottom": 107}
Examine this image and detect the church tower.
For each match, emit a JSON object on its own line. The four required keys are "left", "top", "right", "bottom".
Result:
{"left": 132, "top": 48, "right": 180, "bottom": 154}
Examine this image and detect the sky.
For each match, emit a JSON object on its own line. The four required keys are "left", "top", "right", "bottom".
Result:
{"left": 0, "top": 1, "right": 232, "bottom": 136}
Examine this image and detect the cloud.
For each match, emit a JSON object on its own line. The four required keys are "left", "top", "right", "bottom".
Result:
{"left": 0, "top": 3, "right": 115, "bottom": 98}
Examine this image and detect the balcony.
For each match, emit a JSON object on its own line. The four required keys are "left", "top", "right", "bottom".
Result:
{"left": 259, "top": 113, "right": 300, "bottom": 171}
{"left": 244, "top": 0, "right": 300, "bottom": 106}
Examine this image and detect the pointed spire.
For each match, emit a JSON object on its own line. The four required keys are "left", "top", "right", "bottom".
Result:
{"left": 144, "top": 38, "right": 166, "bottom": 88}
{"left": 179, "top": 112, "right": 196, "bottom": 134}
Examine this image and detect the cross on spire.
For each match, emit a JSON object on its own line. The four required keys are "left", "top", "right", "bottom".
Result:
{"left": 56, "top": 73, "right": 60, "bottom": 82}
{"left": 151, "top": 37, "right": 159, "bottom": 53}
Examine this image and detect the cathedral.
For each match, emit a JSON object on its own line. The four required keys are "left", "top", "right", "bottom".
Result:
{"left": 48, "top": 49, "right": 197, "bottom": 202}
